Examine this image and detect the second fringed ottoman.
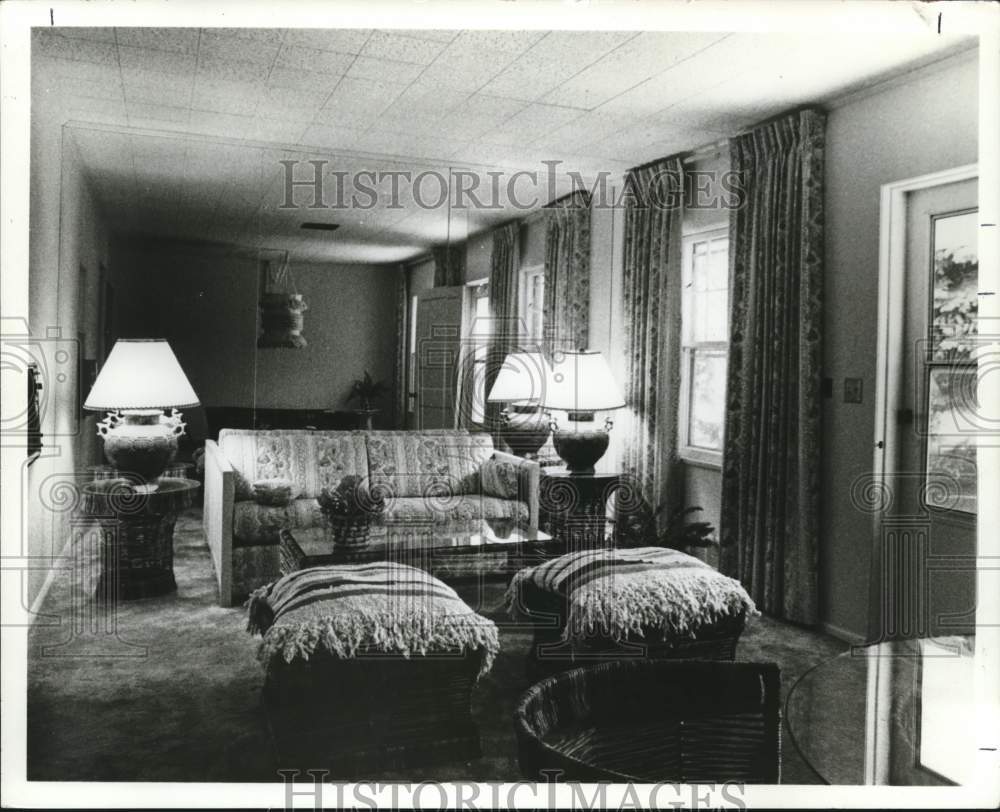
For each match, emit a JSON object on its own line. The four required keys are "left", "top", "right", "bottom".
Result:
{"left": 247, "top": 562, "right": 500, "bottom": 774}
{"left": 506, "top": 546, "right": 758, "bottom": 676}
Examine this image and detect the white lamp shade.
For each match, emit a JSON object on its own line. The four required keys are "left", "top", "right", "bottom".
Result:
{"left": 486, "top": 352, "right": 549, "bottom": 403}
{"left": 84, "top": 339, "right": 200, "bottom": 411}
{"left": 542, "top": 349, "right": 625, "bottom": 412}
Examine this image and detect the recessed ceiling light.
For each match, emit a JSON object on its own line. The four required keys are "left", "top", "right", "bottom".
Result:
{"left": 300, "top": 222, "right": 340, "bottom": 231}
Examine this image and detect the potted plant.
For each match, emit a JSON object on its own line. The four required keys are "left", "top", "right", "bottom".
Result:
{"left": 348, "top": 371, "right": 387, "bottom": 411}
{"left": 618, "top": 501, "right": 720, "bottom": 553}
{"left": 317, "top": 475, "right": 385, "bottom": 550}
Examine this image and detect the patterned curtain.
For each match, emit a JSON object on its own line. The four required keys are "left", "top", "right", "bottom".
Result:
{"left": 392, "top": 264, "right": 408, "bottom": 428}
{"left": 433, "top": 243, "right": 465, "bottom": 287}
{"left": 719, "top": 108, "right": 825, "bottom": 626}
{"left": 484, "top": 222, "right": 521, "bottom": 440}
{"left": 620, "top": 157, "right": 685, "bottom": 517}
{"left": 543, "top": 190, "right": 591, "bottom": 354}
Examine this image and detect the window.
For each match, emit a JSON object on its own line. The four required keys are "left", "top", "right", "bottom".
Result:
{"left": 407, "top": 294, "right": 418, "bottom": 415}
{"left": 520, "top": 265, "right": 545, "bottom": 343}
{"left": 467, "top": 283, "right": 491, "bottom": 425}
{"left": 679, "top": 229, "right": 729, "bottom": 467}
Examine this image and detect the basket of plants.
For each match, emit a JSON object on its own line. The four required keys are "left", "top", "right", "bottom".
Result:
{"left": 318, "top": 475, "right": 385, "bottom": 550}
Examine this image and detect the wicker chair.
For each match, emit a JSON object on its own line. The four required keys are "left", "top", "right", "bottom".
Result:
{"left": 514, "top": 660, "right": 781, "bottom": 783}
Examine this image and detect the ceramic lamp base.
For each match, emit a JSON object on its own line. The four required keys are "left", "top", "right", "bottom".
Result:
{"left": 97, "top": 410, "right": 185, "bottom": 490}
{"left": 500, "top": 406, "right": 550, "bottom": 457}
{"left": 552, "top": 427, "right": 610, "bottom": 474}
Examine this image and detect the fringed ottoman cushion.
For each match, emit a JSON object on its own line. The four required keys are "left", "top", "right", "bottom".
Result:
{"left": 506, "top": 547, "right": 758, "bottom": 671}
{"left": 248, "top": 562, "right": 500, "bottom": 678}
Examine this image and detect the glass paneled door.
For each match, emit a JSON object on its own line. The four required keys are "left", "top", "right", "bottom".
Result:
{"left": 887, "top": 176, "right": 978, "bottom": 639}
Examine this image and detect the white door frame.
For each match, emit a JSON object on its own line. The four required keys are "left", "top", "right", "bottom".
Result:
{"left": 872, "top": 164, "right": 978, "bottom": 525}
{"left": 867, "top": 163, "right": 977, "bottom": 785}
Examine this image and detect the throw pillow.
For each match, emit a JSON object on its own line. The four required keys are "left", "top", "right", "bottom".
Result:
{"left": 479, "top": 458, "right": 519, "bottom": 499}
{"left": 252, "top": 478, "right": 297, "bottom": 507}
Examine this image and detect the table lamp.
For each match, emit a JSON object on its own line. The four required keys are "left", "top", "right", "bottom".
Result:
{"left": 486, "top": 351, "right": 550, "bottom": 457}
{"left": 83, "top": 339, "right": 200, "bottom": 492}
{"left": 542, "top": 349, "right": 625, "bottom": 473}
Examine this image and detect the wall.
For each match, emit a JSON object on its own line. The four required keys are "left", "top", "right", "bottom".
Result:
{"left": 821, "top": 52, "right": 978, "bottom": 640}
{"left": 111, "top": 238, "right": 399, "bottom": 420}
{"left": 26, "top": 120, "right": 111, "bottom": 606}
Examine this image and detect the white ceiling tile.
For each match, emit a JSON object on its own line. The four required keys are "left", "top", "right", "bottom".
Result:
{"left": 115, "top": 28, "right": 200, "bottom": 54}
{"left": 480, "top": 53, "right": 586, "bottom": 102}
{"left": 450, "top": 30, "right": 545, "bottom": 54}
{"left": 347, "top": 55, "right": 425, "bottom": 84}
{"left": 274, "top": 44, "right": 353, "bottom": 75}
{"left": 197, "top": 54, "right": 272, "bottom": 83}
{"left": 187, "top": 110, "right": 253, "bottom": 138}
{"left": 418, "top": 60, "right": 503, "bottom": 91}
{"left": 54, "top": 27, "right": 118, "bottom": 43}
{"left": 299, "top": 123, "right": 366, "bottom": 151}
{"left": 124, "top": 81, "right": 193, "bottom": 109}
{"left": 191, "top": 78, "right": 262, "bottom": 114}
{"left": 34, "top": 33, "right": 118, "bottom": 64}
{"left": 362, "top": 32, "right": 446, "bottom": 65}
{"left": 119, "top": 45, "right": 197, "bottom": 75}
{"left": 283, "top": 29, "right": 372, "bottom": 53}
{"left": 127, "top": 102, "right": 192, "bottom": 125}
{"left": 63, "top": 96, "right": 128, "bottom": 120}
{"left": 461, "top": 93, "right": 527, "bottom": 121}
{"left": 211, "top": 28, "right": 286, "bottom": 45}
{"left": 246, "top": 119, "right": 309, "bottom": 144}
{"left": 382, "top": 29, "right": 456, "bottom": 43}
{"left": 199, "top": 30, "right": 281, "bottom": 65}
{"left": 528, "top": 31, "right": 636, "bottom": 65}
{"left": 266, "top": 67, "right": 340, "bottom": 93}
{"left": 55, "top": 75, "right": 125, "bottom": 103}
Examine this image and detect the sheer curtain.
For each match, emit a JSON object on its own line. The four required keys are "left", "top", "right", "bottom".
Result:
{"left": 543, "top": 190, "right": 591, "bottom": 355}
{"left": 719, "top": 108, "right": 825, "bottom": 625}
{"left": 619, "top": 156, "right": 685, "bottom": 516}
{"left": 392, "top": 264, "right": 408, "bottom": 428}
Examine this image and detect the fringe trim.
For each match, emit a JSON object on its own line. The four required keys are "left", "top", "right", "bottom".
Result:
{"left": 504, "top": 565, "right": 759, "bottom": 642}
{"left": 567, "top": 573, "right": 759, "bottom": 642}
{"left": 245, "top": 585, "right": 274, "bottom": 636}
{"left": 257, "top": 610, "right": 501, "bottom": 680}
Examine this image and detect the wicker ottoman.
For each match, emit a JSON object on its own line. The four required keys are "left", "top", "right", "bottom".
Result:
{"left": 514, "top": 660, "right": 781, "bottom": 783}
{"left": 506, "top": 546, "right": 757, "bottom": 675}
{"left": 247, "top": 562, "right": 500, "bottom": 774}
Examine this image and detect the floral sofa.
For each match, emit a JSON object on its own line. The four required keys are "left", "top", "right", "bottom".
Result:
{"left": 203, "top": 429, "right": 540, "bottom": 606}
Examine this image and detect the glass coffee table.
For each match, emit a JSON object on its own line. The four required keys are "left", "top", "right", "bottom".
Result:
{"left": 280, "top": 520, "right": 555, "bottom": 581}
{"left": 786, "top": 635, "right": 978, "bottom": 785}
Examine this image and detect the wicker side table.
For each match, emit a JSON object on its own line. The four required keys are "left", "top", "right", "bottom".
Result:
{"left": 78, "top": 477, "right": 199, "bottom": 600}
{"left": 539, "top": 470, "right": 623, "bottom": 550}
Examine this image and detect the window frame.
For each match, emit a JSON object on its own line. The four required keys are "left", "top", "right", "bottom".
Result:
{"left": 519, "top": 263, "right": 545, "bottom": 344}
{"left": 465, "top": 280, "right": 491, "bottom": 428}
{"left": 678, "top": 226, "right": 730, "bottom": 469}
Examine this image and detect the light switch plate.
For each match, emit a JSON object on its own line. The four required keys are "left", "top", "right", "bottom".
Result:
{"left": 844, "top": 377, "right": 863, "bottom": 404}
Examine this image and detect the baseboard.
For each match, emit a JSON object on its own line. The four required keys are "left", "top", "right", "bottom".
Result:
{"left": 26, "top": 532, "right": 74, "bottom": 628}
{"left": 820, "top": 620, "right": 867, "bottom": 645}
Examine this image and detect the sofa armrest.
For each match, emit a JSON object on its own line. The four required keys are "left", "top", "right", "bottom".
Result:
{"left": 203, "top": 439, "right": 235, "bottom": 606}
{"left": 492, "top": 450, "right": 540, "bottom": 529}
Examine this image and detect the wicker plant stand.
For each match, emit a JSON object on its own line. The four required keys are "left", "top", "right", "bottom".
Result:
{"left": 263, "top": 647, "right": 486, "bottom": 776}
{"left": 516, "top": 578, "right": 747, "bottom": 677}
{"left": 514, "top": 660, "right": 781, "bottom": 783}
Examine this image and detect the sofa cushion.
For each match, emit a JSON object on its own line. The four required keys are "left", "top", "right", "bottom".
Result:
{"left": 234, "top": 498, "right": 323, "bottom": 547}
{"left": 381, "top": 495, "right": 528, "bottom": 524}
{"left": 479, "top": 457, "right": 520, "bottom": 499}
{"left": 365, "top": 430, "right": 494, "bottom": 498}
{"left": 219, "top": 430, "right": 368, "bottom": 501}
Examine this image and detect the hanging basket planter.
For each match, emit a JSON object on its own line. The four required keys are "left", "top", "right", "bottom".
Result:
{"left": 257, "top": 252, "right": 308, "bottom": 349}
{"left": 258, "top": 293, "right": 308, "bottom": 348}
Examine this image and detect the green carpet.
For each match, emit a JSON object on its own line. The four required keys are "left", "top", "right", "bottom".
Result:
{"left": 28, "top": 509, "right": 847, "bottom": 783}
